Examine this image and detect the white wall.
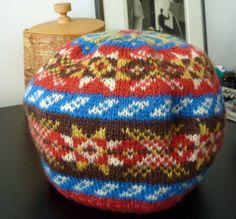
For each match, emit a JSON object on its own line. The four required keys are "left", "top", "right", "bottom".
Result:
{"left": 0, "top": 0, "right": 95, "bottom": 108}
{"left": 103, "top": 0, "right": 129, "bottom": 30}
{"left": 205, "top": 0, "right": 236, "bottom": 70}
{"left": 185, "top": 0, "right": 205, "bottom": 50}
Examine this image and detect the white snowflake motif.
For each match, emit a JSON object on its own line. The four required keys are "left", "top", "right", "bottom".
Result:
{"left": 95, "top": 183, "right": 119, "bottom": 196}
{"left": 27, "top": 90, "right": 44, "bottom": 103}
{"left": 145, "top": 187, "right": 170, "bottom": 201}
{"left": 53, "top": 175, "right": 69, "bottom": 185}
{"left": 118, "top": 100, "right": 149, "bottom": 117}
{"left": 39, "top": 93, "right": 64, "bottom": 109}
{"left": 193, "top": 97, "right": 213, "bottom": 115}
{"left": 119, "top": 185, "right": 145, "bottom": 198}
{"left": 60, "top": 97, "right": 89, "bottom": 112}
{"left": 73, "top": 180, "right": 94, "bottom": 192}
{"left": 150, "top": 99, "right": 172, "bottom": 117}
{"left": 88, "top": 99, "right": 118, "bottom": 115}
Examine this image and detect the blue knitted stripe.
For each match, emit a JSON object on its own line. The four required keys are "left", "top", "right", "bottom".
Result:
{"left": 71, "top": 30, "right": 188, "bottom": 55}
{"left": 24, "top": 84, "right": 224, "bottom": 121}
{"left": 42, "top": 160, "right": 206, "bottom": 203}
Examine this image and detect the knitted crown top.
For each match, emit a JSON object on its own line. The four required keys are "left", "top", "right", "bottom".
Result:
{"left": 24, "top": 30, "right": 225, "bottom": 213}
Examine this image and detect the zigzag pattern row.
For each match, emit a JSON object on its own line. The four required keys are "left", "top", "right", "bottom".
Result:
{"left": 33, "top": 73, "right": 221, "bottom": 97}
{"left": 42, "top": 160, "right": 205, "bottom": 203}
{"left": 24, "top": 84, "right": 224, "bottom": 121}
{"left": 26, "top": 106, "right": 225, "bottom": 140}
{"left": 42, "top": 41, "right": 212, "bottom": 81}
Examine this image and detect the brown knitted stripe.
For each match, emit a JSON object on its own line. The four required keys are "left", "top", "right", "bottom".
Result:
{"left": 40, "top": 151, "right": 214, "bottom": 184}
{"left": 25, "top": 106, "right": 225, "bottom": 141}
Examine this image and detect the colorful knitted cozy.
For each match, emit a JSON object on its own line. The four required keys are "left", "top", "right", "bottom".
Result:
{"left": 24, "top": 30, "right": 225, "bottom": 214}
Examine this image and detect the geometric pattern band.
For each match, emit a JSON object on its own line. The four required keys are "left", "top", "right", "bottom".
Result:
{"left": 29, "top": 112, "right": 223, "bottom": 184}
{"left": 25, "top": 106, "right": 226, "bottom": 140}
{"left": 71, "top": 30, "right": 188, "bottom": 52}
{"left": 24, "top": 84, "right": 224, "bottom": 121}
{"left": 42, "top": 160, "right": 205, "bottom": 203}
{"left": 33, "top": 74, "right": 221, "bottom": 97}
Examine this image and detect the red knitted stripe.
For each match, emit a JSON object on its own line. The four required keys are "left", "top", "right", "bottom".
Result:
{"left": 64, "top": 43, "right": 199, "bottom": 61}
{"left": 55, "top": 186, "right": 190, "bottom": 213}
{"left": 96, "top": 45, "right": 194, "bottom": 60}
{"left": 33, "top": 73, "right": 220, "bottom": 97}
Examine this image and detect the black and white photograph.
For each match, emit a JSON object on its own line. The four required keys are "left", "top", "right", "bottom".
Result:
{"left": 155, "top": 0, "right": 186, "bottom": 39}
{"left": 95, "top": 0, "right": 207, "bottom": 50}
{"left": 95, "top": 0, "right": 186, "bottom": 39}
{"left": 126, "top": 0, "right": 186, "bottom": 39}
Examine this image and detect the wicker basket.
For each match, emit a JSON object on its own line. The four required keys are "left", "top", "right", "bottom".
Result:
{"left": 23, "top": 2, "right": 105, "bottom": 86}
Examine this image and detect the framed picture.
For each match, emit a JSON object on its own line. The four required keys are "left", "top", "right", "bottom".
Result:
{"left": 94, "top": 0, "right": 208, "bottom": 52}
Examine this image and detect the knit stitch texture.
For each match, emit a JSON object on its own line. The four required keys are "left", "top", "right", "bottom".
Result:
{"left": 24, "top": 30, "right": 225, "bottom": 214}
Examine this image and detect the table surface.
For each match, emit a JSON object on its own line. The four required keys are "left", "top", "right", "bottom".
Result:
{"left": 0, "top": 105, "right": 236, "bottom": 219}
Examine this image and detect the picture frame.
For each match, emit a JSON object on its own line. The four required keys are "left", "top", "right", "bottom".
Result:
{"left": 94, "top": 0, "right": 208, "bottom": 52}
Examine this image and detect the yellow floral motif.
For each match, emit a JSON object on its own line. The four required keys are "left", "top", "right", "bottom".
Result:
{"left": 196, "top": 159, "right": 205, "bottom": 171}
{"left": 123, "top": 124, "right": 183, "bottom": 141}
{"left": 71, "top": 125, "right": 106, "bottom": 139}
{"left": 122, "top": 127, "right": 160, "bottom": 141}
{"left": 39, "top": 118, "right": 60, "bottom": 131}
{"left": 46, "top": 154, "right": 65, "bottom": 170}
{"left": 199, "top": 123, "right": 210, "bottom": 135}
{"left": 98, "top": 164, "right": 110, "bottom": 175}
{"left": 92, "top": 128, "right": 106, "bottom": 139}
{"left": 71, "top": 125, "right": 86, "bottom": 138}
{"left": 123, "top": 165, "right": 152, "bottom": 178}
{"left": 160, "top": 164, "right": 190, "bottom": 178}
{"left": 164, "top": 124, "right": 184, "bottom": 139}
{"left": 76, "top": 161, "right": 87, "bottom": 171}
{"left": 214, "top": 122, "right": 221, "bottom": 132}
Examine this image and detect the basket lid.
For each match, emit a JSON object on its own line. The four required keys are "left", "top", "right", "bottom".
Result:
{"left": 24, "top": 2, "right": 105, "bottom": 36}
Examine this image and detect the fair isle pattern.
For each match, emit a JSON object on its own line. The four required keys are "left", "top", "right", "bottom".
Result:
{"left": 28, "top": 112, "right": 223, "bottom": 183}
{"left": 42, "top": 160, "right": 205, "bottom": 202}
{"left": 24, "top": 30, "right": 225, "bottom": 213}
{"left": 24, "top": 84, "right": 224, "bottom": 120}
{"left": 33, "top": 74, "right": 221, "bottom": 97}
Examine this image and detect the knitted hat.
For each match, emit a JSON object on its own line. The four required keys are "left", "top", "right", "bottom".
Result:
{"left": 24, "top": 30, "right": 225, "bottom": 214}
